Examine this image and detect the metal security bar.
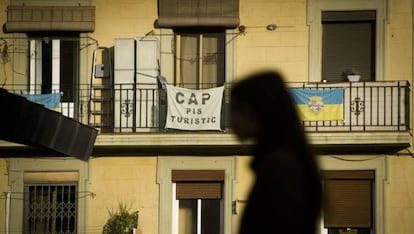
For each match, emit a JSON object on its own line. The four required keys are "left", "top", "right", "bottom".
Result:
{"left": 23, "top": 184, "right": 77, "bottom": 234}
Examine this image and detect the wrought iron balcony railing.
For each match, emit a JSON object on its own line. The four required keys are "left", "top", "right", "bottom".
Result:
{"left": 4, "top": 81, "right": 410, "bottom": 133}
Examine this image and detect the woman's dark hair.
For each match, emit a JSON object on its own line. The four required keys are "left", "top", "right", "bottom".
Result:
{"left": 231, "top": 71, "right": 322, "bottom": 230}
{"left": 230, "top": 71, "right": 308, "bottom": 153}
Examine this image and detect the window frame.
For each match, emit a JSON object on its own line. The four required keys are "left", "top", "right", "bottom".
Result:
{"left": 23, "top": 183, "right": 78, "bottom": 233}
{"left": 157, "top": 157, "right": 236, "bottom": 234}
{"left": 174, "top": 30, "right": 226, "bottom": 89}
{"left": 321, "top": 11, "right": 376, "bottom": 82}
{"left": 318, "top": 156, "right": 386, "bottom": 234}
{"left": 172, "top": 184, "right": 224, "bottom": 234}
{"left": 307, "top": 0, "right": 388, "bottom": 82}
{"left": 7, "top": 158, "right": 88, "bottom": 233}
{"left": 159, "top": 28, "right": 236, "bottom": 89}
{"left": 28, "top": 35, "right": 80, "bottom": 118}
{"left": 321, "top": 170, "right": 375, "bottom": 229}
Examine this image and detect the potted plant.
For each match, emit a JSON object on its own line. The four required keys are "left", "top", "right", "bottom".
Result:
{"left": 342, "top": 68, "right": 361, "bottom": 82}
{"left": 103, "top": 202, "right": 139, "bottom": 234}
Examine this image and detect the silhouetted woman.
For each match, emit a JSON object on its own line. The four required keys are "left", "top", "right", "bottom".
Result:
{"left": 230, "top": 71, "right": 322, "bottom": 234}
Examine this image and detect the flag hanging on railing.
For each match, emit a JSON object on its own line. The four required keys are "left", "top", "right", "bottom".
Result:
{"left": 165, "top": 85, "right": 224, "bottom": 130}
{"left": 289, "top": 88, "right": 344, "bottom": 121}
{"left": 20, "top": 93, "right": 61, "bottom": 112}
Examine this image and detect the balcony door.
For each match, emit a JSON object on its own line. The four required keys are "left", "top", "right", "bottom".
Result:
{"left": 29, "top": 36, "right": 79, "bottom": 118}
{"left": 175, "top": 30, "right": 225, "bottom": 89}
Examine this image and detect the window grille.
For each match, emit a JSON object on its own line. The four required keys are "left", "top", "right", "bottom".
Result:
{"left": 23, "top": 184, "right": 77, "bottom": 234}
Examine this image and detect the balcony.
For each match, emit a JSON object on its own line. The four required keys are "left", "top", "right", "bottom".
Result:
{"left": 1, "top": 81, "right": 411, "bottom": 156}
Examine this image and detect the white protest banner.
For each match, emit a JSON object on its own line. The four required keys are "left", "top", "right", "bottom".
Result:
{"left": 165, "top": 85, "right": 225, "bottom": 131}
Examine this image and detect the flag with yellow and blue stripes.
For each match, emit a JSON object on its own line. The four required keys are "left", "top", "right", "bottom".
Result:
{"left": 289, "top": 88, "right": 344, "bottom": 121}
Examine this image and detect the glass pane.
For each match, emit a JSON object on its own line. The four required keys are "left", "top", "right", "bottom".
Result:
{"left": 201, "top": 199, "right": 221, "bottom": 234}
{"left": 202, "top": 34, "right": 225, "bottom": 88}
{"left": 177, "top": 199, "right": 222, "bottom": 234}
{"left": 60, "top": 40, "right": 79, "bottom": 102}
{"left": 179, "top": 199, "right": 197, "bottom": 234}
{"left": 180, "top": 35, "right": 199, "bottom": 89}
{"left": 41, "top": 41, "right": 52, "bottom": 94}
{"left": 179, "top": 31, "right": 225, "bottom": 89}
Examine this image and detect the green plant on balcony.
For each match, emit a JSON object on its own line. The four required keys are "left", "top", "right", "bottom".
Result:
{"left": 103, "top": 202, "right": 139, "bottom": 234}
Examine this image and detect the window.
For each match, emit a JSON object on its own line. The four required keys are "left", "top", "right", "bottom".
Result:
{"left": 157, "top": 0, "right": 238, "bottom": 89}
{"left": 317, "top": 156, "right": 386, "bottom": 234}
{"left": 8, "top": 158, "right": 88, "bottom": 233}
{"left": 175, "top": 30, "right": 225, "bottom": 89}
{"left": 322, "top": 11, "right": 376, "bottom": 82}
{"left": 157, "top": 157, "right": 235, "bottom": 234}
{"left": 307, "top": 0, "right": 387, "bottom": 82}
{"left": 23, "top": 184, "right": 77, "bottom": 234}
{"left": 321, "top": 170, "right": 374, "bottom": 234}
{"left": 172, "top": 170, "right": 224, "bottom": 234}
{"left": 29, "top": 34, "right": 80, "bottom": 117}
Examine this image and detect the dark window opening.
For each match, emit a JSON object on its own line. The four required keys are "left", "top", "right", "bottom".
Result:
{"left": 322, "top": 11, "right": 376, "bottom": 82}
{"left": 28, "top": 33, "right": 80, "bottom": 103}
{"left": 60, "top": 40, "right": 79, "bottom": 103}
{"left": 23, "top": 184, "right": 77, "bottom": 234}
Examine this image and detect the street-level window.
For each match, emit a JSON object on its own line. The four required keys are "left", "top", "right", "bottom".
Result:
{"left": 172, "top": 170, "right": 224, "bottom": 234}
{"left": 321, "top": 170, "right": 374, "bottom": 234}
{"left": 23, "top": 183, "right": 77, "bottom": 234}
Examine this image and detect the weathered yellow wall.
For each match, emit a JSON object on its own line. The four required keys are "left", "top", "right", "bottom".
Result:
{"left": 386, "top": 0, "right": 414, "bottom": 232}
{"left": 387, "top": 156, "right": 414, "bottom": 234}
{"left": 237, "top": 0, "right": 308, "bottom": 82}
{"left": 387, "top": 0, "right": 413, "bottom": 82}
{"left": 93, "top": 0, "right": 158, "bottom": 47}
{"left": 87, "top": 157, "right": 158, "bottom": 234}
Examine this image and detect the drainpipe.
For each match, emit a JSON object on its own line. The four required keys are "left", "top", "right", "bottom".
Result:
{"left": 5, "top": 191, "right": 11, "bottom": 234}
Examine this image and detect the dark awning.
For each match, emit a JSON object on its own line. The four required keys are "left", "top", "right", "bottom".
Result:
{"left": 3, "top": 5, "right": 95, "bottom": 33}
{"left": 0, "top": 88, "right": 97, "bottom": 161}
{"left": 156, "top": 0, "right": 239, "bottom": 28}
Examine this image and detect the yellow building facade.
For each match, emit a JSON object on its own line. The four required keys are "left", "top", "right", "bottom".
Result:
{"left": 0, "top": 0, "right": 413, "bottom": 234}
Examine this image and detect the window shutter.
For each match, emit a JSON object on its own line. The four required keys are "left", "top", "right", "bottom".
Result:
{"left": 172, "top": 170, "right": 224, "bottom": 199}
{"left": 4, "top": 5, "right": 95, "bottom": 33}
{"left": 156, "top": 0, "right": 239, "bottom": 28}
{"left": 176, "top": 182, "right": 222, "bottom": 199}
{"left": 321, "top": 170, "right": 374, "bottom": 228}
{"left": 321, "top": 11, "right": 375, "bottom": 82}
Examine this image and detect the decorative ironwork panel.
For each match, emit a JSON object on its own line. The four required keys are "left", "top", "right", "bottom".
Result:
{"left": 23, "top": 184, "right": 77, "bottom": 234}
{"left": 351, "top": 97, "right": 365, "bottom": 116}
{"left": 121, "top": 99, "right": 133, "bottom": 118}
